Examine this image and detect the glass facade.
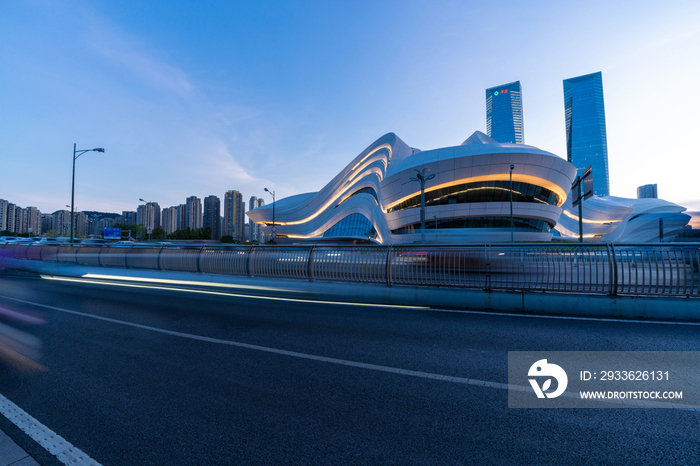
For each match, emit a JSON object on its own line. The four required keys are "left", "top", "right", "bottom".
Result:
{"left": 564, "top": 72, "right": 610, "bottom": 196}
{"left": 323, "top": 213, "right": 377, "bottom": 238}
{"left": 486, "top": 81, "right": 523, "bottom": 144}
{"left": 391, "top": 217, "right": 552, "bottom": 234}
{"left": 386, "top": 180, "right": 561, "bottom": 213}
{"left": 636, "top": 184, "right": 658, "bottom": 199}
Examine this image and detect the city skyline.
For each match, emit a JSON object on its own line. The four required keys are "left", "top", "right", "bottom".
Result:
{"left": 2, "top": 1, "right": 700, "bottom": 215}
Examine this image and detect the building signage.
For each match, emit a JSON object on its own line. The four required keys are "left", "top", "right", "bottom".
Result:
{"left": 494, "top": 89, "right": 509, "bottom": 96}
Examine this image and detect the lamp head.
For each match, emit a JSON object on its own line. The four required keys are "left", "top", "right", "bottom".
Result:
{"left": 426, "top": 174, "right": 435, "bottom": 181}
{"left": 510, "top": 164, "right": 515, "bottom": 170}
{"left": 264, "top": 188, "right": 269, "bottom": 192}
{"left": 93, "top": 148, "right": 105, "bottom": 153}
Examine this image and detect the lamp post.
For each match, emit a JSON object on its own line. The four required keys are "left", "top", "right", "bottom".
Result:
{"left": 139, "top": 198, "right": 154, "bottom": 242}
{"left": 264, "top": 188, "right": 276, "bottom": 244}
{"left": 410, "top": 167, "right": 435, "bottom": 244}
{"left": 71, "top": 144, "right": 104, "bottom": 244}
{"left": 89, "top": 213, "right": 101, "bottom": 238}
{"left": 509, "top": 164, "right": 515, "bottom": 244}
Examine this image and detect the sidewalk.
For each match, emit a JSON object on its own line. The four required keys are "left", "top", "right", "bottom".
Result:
{"left": 0, "top": 428, "right": 40, "bottom": 466}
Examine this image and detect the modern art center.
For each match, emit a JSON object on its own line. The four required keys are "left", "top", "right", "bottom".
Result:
{"left": 246, "top": 131, "right": 690, "bottom": 244}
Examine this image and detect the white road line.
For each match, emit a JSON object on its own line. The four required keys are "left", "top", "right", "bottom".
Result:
{"left": 0, "top": 393, "right": 102, "bottom": 466}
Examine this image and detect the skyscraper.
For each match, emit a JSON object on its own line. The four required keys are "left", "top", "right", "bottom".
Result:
{"left": 0, "top": 199, "right": 9, "bottom": 231}
{"left": 637, "top": 184, "right": 658, "bottom": 199}
{"left": 161, "top": 206, "right": 179, "bottom": 234}
{"left": 564, "top": 71, "right": 610, "bottom": 196}
{"left": 137, "top": 202, "right": 161, "bottom": 229}
{"left": 224, "top": 190, "right": 245, "bottom": 242}
{"left": 185, "top": 196, "right": 203, "bottom": 230}
{"left": 204, "top": 195, "right": 221, "bottom": 240}
{"left": 248, "top": 196, "right": 265, "bottom": 242}
{"left": 485, "top": 81, "right": 523, "bottom": 144}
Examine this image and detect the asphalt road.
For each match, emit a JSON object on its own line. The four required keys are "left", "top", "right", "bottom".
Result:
{"left": 0, "top": 273, "right": 699, "bottom": 465}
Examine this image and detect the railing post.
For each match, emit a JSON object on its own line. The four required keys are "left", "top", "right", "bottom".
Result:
{"left": 246, "top": 245, "right": 256, "bottom": 277}
{"left": 197, "top": 246, "right": 205, "bottom": 273}
{"left": 308, "top": 245, "right": 317, "bottom": 282}
{"left": 97, "top": 245, "right": 103, "bottom": 267}
{"left": 157, "top": 245, "right": 165, "bottom": 271}
{"left": 385, "top": 245, "right": 393, "bottom": 286}
{"left": 485, "top": 244, "right": 491, "bottom": 291}
{"left": 607, "top": 243, "right": 617, "bottom": 296}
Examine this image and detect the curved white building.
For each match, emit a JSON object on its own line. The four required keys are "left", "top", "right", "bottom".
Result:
{"left": 556, "top": 196, "right": 691, "bottom": 242}
{"left": 247, "top": 131, "right": 690, "bottom": 244}
{"left": 248, "top": 131, "right": 579, "bottom": 243}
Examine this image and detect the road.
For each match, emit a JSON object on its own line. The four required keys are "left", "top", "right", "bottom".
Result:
{"left": 0, "top": 272, "right": 699, "bottom": 465}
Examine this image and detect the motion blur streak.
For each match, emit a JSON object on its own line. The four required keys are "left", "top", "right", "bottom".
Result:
{"left": 80, "top": 273, "right": 297, "bottom": 293}
{"left": 0, "top": 306, "right": 45, "bottom": 372}
{"left": 38, "top": 276, "right": 428, "bottom": 309}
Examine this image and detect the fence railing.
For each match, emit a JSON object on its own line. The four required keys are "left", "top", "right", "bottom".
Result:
{"left": 2, "top": 243, "right": 699, "bottom": 297}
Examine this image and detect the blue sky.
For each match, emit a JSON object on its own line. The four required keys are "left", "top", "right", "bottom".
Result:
{"left": 2, "top": 0, "right": 700, "bottom": 222}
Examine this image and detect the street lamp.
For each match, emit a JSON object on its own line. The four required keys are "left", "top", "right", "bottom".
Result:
{"left": 264, "top": 188, "right": 276, "bottom": 244}
{"left": 71, "top": 144, "right": 104, "bottom": 244}
{"left": 89, "top": 213, "right": 101, "bottom": 238}
{"left": 509, "top": 164, "right": 515, "bottom": 244}
{"left": 410, "top": 167, "right": 435, "bottom": 244}
{"left": 139, "top": 198, "right": 154, "bottom": 242}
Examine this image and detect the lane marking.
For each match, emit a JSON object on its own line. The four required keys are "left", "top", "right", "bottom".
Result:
{"left": 0, "top": 392, "right": 102, "bottom": 466}
{"left": 426, "top": 308, "right": 700, "bottom": 326}
{"left": 38, "top": 275, "right": 428, "bottom": 310}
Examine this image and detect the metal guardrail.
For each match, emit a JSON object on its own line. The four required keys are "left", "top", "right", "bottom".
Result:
{"left": 1, "top": 243, "right": 699, "bottom": 297}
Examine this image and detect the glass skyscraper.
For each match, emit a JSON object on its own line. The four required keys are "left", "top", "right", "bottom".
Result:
{"left": 563, "top": 71, "right": 610, "bottom": 196}
{"left": 485, "top": 81, "right": 523, "bottom": 144}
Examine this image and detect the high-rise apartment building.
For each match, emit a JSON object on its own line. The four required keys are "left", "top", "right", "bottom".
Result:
{"left": 75, "top": 212, "right": 88, "bottom": 237}
{"left": 224, "top": 190, "right": 245, "bottom": 242}
{"left": 137, "top": 202, "right": 161, "bottom": 229}
{"left": 161, "top": 207, "right": 179, "bottom": 234}
{"left": 486, "top": 81, "right": 524, "bottom": 144}
{"left": 176, "top": 204, "right": 187, "bottom": 230}
{"left": 204, "top": 195, "right": 221, "bottom": 240}
{"left": 0, "top": 199, "right": 9, "bottom": 231}
{"left": 24, "top": 207, "right": 42, "bottom": 235}
{"left": 53, "top": 210, "right": 72, "bottom": 236}
{"left": 121, "top": 211, "right": 138, "bottom": 225}
{"left": 41, "top": 213, "right": 53, "bottom": 234}
{"left": 13, "top": 205, "right": 22, "bottom": 233}
{"left": 248, "top": 196, "right": 265, "bottom": 242}
{"left": 637, "top": 184, "right": 658, "bottom": 199}
{"left": 564, "top": 71, "right": 610, "bottom": 196}
{"left": 185, "top": 196, "right": 203, "bottom": 230}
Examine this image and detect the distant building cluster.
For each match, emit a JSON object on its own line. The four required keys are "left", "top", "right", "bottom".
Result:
{"left": 132, "top": 191, "right": 267, "bottom": 242}
{"left": 1, "top": 190, "right": 269, "bottom": 243}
